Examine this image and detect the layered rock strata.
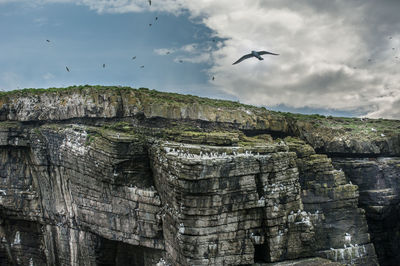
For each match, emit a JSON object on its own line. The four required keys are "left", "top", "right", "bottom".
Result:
{"left": 0, "top": 124, "right": 164, "bottom": 265}
{"left": 332, "top": 157, "right": 400, "bottom": 265}
{"left": 287, "top": 139, "right": 378, "bottom": 265}
{"left": 0, "top": 86, "right": 398, "bottom": 265}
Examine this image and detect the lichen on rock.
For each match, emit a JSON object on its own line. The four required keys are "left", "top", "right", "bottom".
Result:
{"left": 0, "top": 86, "right": 398, "bottom": 265}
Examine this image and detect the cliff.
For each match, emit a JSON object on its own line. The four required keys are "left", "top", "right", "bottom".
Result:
{"left": 0, "top": 85, "right": 399, "bottom": 265}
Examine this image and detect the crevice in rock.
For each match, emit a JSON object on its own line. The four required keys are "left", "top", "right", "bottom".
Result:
{"left": 95, "top": 236, "right": 163, "bottom": 266}
{"left": 242, "top": 129, "right": 289, "bottom": 139}
{"left": 254, "top": 164, "right": 270, "bottom": 263}
{"left": 332, "top": 157, "right": 400, "bottom": 265}
{"left": 0, "top": 217, "right": 46, "bottom": 266}
{"left": 321, "top": 151, "right": 391, "bottom": 158}
{"left": 254, "top": 243, "right": 269, "bottom": 263}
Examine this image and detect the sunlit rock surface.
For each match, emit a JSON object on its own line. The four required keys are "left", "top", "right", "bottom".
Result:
{"left": 0, "top": 86, "right": 398, "bottom": 265}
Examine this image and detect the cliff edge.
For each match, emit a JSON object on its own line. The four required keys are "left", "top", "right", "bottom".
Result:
{"left": 0, "top": 86, "right": 399, "bottom": 265}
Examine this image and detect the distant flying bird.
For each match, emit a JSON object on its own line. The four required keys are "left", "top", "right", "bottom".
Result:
{"left": 166, "top": 51, "right": 170, "bottom": 55}
{"left": 46, "top": 39, "right": 50, "bottom": 42}
{"left": 140, "top": 65, "right": 144, "bottom": 68}
{"left": 149, "top": 23, "right": 152, "bottom": 27}
{"left": 155, "top": 17, "right": 158, "bottom": 21}
{"left": 66, "top": 66, "right": 70, "bottom": 72}
{"left": 103, "top": 64, "right": 105, "bottom": 68}
{"left": 179, "top": 60, "right": 183, "bottom": 63}
{"left": 132, "top": 56, "right": 136, "bottom": 60}
{"left": 212, "top": 76, "right": 215, "bottom": 81}
{"left": 232, "top": 50, "right": 279, "bottom": 65}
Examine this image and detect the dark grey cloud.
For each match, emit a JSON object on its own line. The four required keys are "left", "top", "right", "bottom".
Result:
{"left": 199, "top": 0, "right": 400, "bottom": 118}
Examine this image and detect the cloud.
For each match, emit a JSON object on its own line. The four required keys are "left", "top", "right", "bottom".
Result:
{"left": 3, "top": 0, "right": 400, "bottom": 118}
{"left": 0, "top": 72, "right": 23, "bottom": 91}
{"left": 177, "top": 0, "right": 400, "bottom": 119}
{"left": 43, "top": 72, "right": 55, "bottom": 80}
{"left": 174, "top": 53, "right": 210, "bottom": 64}
{"left": 76, "top": 0, "right": 400, "bottom": 118}
{"left": 156, "top": 43, "right": 212, "bottom": 64}
{"left": 154, "top": 48, "right": 176, "bottom": 55}
{"left": 180, "top": 43, "right": 197, "bottom": 53}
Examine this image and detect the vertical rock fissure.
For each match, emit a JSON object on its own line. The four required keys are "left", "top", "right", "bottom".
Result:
{"left": 287, "top": 139, "right": 379, "bottom": 265}
{"left": 0, "top": 219, "right": 17, "bottom": 266}
{"left": 332, "top": 157, "right": 400, "bottom": 265}
{"left": 254, "top": 163, "right": 269, "bottom": 263}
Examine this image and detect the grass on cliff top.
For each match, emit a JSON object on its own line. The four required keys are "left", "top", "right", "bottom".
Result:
{"left": 0, "top": 85, "right": 261, "bottom": 110}
{"left": 276, "top": 110, "right": 400, "bottom": 139}
{"left": 1, "top": 85, "right": 399, "bottom": 136}
{"left": 288, "top": 113, "right": 400, "bottom": 137}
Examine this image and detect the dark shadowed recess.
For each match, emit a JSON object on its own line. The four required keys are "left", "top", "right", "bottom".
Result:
{"left": 0, "top": 218, "right": 46, "bottom": 266}
{"left": 95, "top": 237, "right": 163, "bottom": 266}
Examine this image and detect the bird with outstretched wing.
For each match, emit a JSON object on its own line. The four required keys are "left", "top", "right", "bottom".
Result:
{"left": 233, "top": 50, "right": 278, "bottom": 65}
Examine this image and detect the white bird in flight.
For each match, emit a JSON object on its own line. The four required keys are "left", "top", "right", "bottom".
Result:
{"left": 233, "top": 50, "right": 279, "bottom": 65}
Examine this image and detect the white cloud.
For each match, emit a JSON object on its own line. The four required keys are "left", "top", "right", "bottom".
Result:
{"left": 154, "top": 48, "right": 175, "bottom": 55}
{"left": 0, "top": 72, "right": 23, "bottom": 91}
{"left": 77, "top": 0, "right": 400, "bottom": 118}
{"left": 177, "top": 0, "right": 400, "bottom": 119}
{"left": 156, "top": 43, "right": 211, "bottom": 64}
{"left": 174, "top": 53, "right": 210, "bottom": 64}
{"left": 180, "top": 43, "right": 196, "bottom": 53}
{"left": 3, "top": 0, "right": 400, "bottom": 118}
{"left": 43, "top": 72, "right": 55, "bottom": 80}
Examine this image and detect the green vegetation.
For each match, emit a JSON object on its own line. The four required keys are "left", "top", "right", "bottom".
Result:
{"left": 0, "top": 85, "right": 132, "bottom": 97}
{"left": 280, "top": 111, "right": 326, "bottom": 121}
{"left": 0, "top": 121, "right": 21, "bottom": 128}
{"left": 135, "top": 87, "right": 256, "bottom": 109}
{"left": 237, "top": 133, "right": 273, "bottom": 146}
{"left": 0, "top": 85, "right": 399, "bottom": 141}
{"left": 279, "top": 110, "right": 400, "bottom": 138}
{"left": 0, "top": 85, "right": 259, "bottom": 110}
{"left": 85, "top": 134, "right": 95, "bottom": 146}
{"left": 314, "top": 117, "right": 400, "bottom": 137}
{"left": 102, "top": 121, "right": 133, "bottom": 132}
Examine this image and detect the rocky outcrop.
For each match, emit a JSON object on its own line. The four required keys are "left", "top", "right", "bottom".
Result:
{"left": 287, "top": 138, "right": 377, "bottom": 265}
{"left": 0, "top": 86, "right": 398, "bottom": 265}
{"left": 0, "top": 123, "right": 164, "bottom": 265}
{"left": 332, "top": 157, "right": 400, "bottom": 265}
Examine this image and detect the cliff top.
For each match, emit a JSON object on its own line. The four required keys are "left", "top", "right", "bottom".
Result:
{"left": 0, "top": 85, "right": 258, "bottom": 110}
{"left": 0, "top": 85, "right": 399, "bottom": 155}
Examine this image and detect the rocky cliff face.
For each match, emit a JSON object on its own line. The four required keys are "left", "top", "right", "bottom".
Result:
{"left": 0, "top": 86, "right": 399, "bottom": 265}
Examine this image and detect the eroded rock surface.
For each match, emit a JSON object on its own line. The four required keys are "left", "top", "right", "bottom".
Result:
{"left": 0, "top": 86, "right": 398, "bottom": 265}
{"left": 332, "top": 157, "right": 400, "bottom": 265}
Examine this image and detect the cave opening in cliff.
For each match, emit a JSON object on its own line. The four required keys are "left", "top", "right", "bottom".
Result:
{"left": 95, "top": 237, "right": 163, "bottom": 266}
{"left": 113, "top": 158, "right": 155, "bottom": 188}
{"left": 0, "top": 217, "right": 46, "bottom": 266}
{"left": 241, "top": 129, "right": 288, "bottom": 139}
{"left": 253, "top": 243, "right": 269, "bottom": 262}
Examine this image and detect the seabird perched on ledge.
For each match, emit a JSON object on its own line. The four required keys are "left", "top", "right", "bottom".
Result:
{"left": 233, "top": 50, "right": 279, "bottom": 65}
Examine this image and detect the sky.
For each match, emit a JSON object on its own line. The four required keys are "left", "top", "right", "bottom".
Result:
{"left": 1, "top": 0, "right": 400, "bottom": 119}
